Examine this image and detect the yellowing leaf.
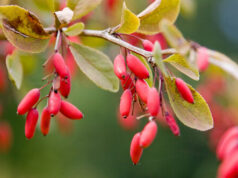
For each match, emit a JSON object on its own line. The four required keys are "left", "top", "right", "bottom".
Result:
{"left": 164, "top": 77, "right": 213, "bottom": 131}
{"left": 163, "top": 54, "right": 199, "bottom": 80}
{"left": 115, "top": 2, "right": 140, "bottom": 34}
{"left": 6, "top": 53, "right": 23, "bottom": 89}
{"left": 63, "top": 22, "right": 84, "bottom": 36}
{"left": 69, "top": 42, "right": 119, "bottom": 92}
{"left": 137, "top": 0, "right": 180, "bottom": 35}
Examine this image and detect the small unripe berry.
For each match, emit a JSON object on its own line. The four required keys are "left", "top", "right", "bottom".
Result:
{"left": 52, "top": 52, "right": 68, "bottom": 78}
{"left": 135, "top": 79, "right": 149, "bottom": 103}
{"left": 143, "top": 40, "right": 154, "bottom": 52}
{"left": 59, "top": 68, "right": 71, "bottom": 98}
{"left": 147, "top": 87, "right": 160, "bottom": 116}
{"left": 165, "top": 113, "right": 180, "bottom": 136}
{"left": 126, "top": 54, "right": 149, "bottom": 79}
{"left": 48, "top": 91, "right": 61, "bottom": 116}
{"left": 130, "top": 132, "right": 143, "bottom": 165}
{"left": 197, "top": 47, "right": 209, "bottom": 72}
{"left": 140, "top": 121, "right": 158, "bottom": 148}
{"left": 17, "top": 88, "right": 40, "bottom": 115}
{"left": 60, "top": 100, "right": 83, "bottom": 119}
{"left": 40, "top": 107, "right": 51, "bottom": 136}
{"left": 120, "top": 89, "right": 132, "bottom": 118}
{"left": 175, "top": 78, "right": 194, "bottom": 103}
{"left": 113, "top": 54, "right": 127, "bottom": 79}
{"left": 25, "top": 108, "right": 39, "bottom": 139}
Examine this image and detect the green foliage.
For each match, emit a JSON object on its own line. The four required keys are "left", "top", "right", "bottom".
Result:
{"left": 63, "top": 22, "right": 84, "bottom": 36}
{"left": 47, "top": 0, "right": 55, "bottom": 12}
{"left": 164, "top": 76, "right": 213, "bottom": 131}
{"left": 69, "top": 42, "right": 119, "bottom": 92}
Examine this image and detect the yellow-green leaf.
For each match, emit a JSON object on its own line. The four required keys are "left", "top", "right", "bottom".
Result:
{"left": 164, "top": 77, "right": 213, "bottom": 131}
{"left": 63, "top": 22, "right": 84, "bottom": 36}
{"left": 6, "top": 52, "right": 23, "bottom": 89}
{"left": 163, "top": 54, "right": 199, "bottom": 80}
{"left": 0, "top": 5, "right": 50, "bottom": 39}
{"left": 115, "top": 2, "right": 140, "bottom": 34}
{"left": 47, "top": 0, "right": 55, "bottom": 12}
{"left": 69, "top": 42, "right": 119, "bottom": 92}
{"left": 137, "top": 0, "right": 180, "bottom": 35}
{"left": 180, "top": 0, "right": 196, "bottom": 18}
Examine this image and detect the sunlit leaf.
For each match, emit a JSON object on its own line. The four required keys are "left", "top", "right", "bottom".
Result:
{"left": 63, "top": 22, "right": 84, "bottom": 36}
{"left": 69, "top": 42, "right": 119, "bottom": 92}
{"left": 115, "top": 2, "right": 140, "bottom": 34}
{"left": 163, "top": 54, "right": 199, "bottom": 80}
{"left": 164, "top": 76, "right": 213, "bottom": 131}
{"left": 6, "top": 52, "right": 23, "bottom": 89}
{"left": 137, "top": 0, "right": 180, "bottom": 35}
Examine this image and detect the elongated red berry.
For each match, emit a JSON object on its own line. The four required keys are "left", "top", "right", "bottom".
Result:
{"left": 135, "top": 79, "right": 149, "bottom": 103}
{"left": 147, "top": 87, "right": 160, "bottom": 116}
{"left": 120, "top": 89, "right": 132, "bottom": 118}
{"left": 130, "top": 132, "right": 143, "bottom": 165}
{"left": 175, "top": 78, "right": 194, "bottom": 103}
{"left": 59, "top": 68, "right": 71, "bottom": 98}
{"left": 114, "top": 54, "right": 127, "bottom": 79}
{"left": 53, "top": 52, "right": 68, "bottom": 78}
{"left": 165, "top": 113, "right": 180, "bottom": 136}
{"left": 197, "top": 47, "right": 209, "bottom": 72}
{"left": 143, "top": 40, "right": 154, "bottom": 52}
{"left": 17, "top": 88, "right": 40, "bottom": 115}
{"left": 48, "top": 91, "right": 61, "bottom": 116}
{"left": 25, "top": 108, "right": 39, "bottom": 139}
{"left": 60, "top": 100, "right": 83, "bottom": 119}
{"left": 126, "top": 54, "right": 149, "bottom": 79}
{"left": 120, "top": 73, "right": 135, "bottom": 94}
{"left": 140, "top": 121, "right": 157, "bottom": 148}
{"left": 40, "top": 107, "right": 51, "bottom": 136}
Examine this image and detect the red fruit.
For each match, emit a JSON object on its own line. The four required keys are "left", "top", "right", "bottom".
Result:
{"left": 130, "top": 132, "right": 143, "bottom": 165}
{"left": 165, "top": 113, "right": 180, "bottom": 136}
{"left": 25, "top": 108, "right": 39, "bottom": 139}
{"left": 5, "top": 42, "right": 15, "bottom": 55}
{"left": 0, "top": 66, "right": 7, "bottom": 92}
{"left": 126, "top": 54, "right": 149, "bottom": 79}
{"left": 48, "top": 91, "right": 61, "bottom": 116}
{"left": 65, "top": 49, "right": 77, "bottom": 76}
{"left": 175, "top": 78, "right": 194, "bottom": 103}
{"left": 140, "top": 121, "right": 158, "bottom": 148}
{"left": 59, "top": 69, "right": 71, "bottom": 98}
{"left": 148, "top": 33, "right": 167, "bottom": 50}
{"left": 40, "top": 107, "right": 51, "bottom": 136}
{"left": 113, "top": 54, "right": 127, "bottom": 79}
{"left": 135, "top": 79, "right": 149, "bottom": 103}
{"left": 17, "top": 88, "right": 40, "bottom": 115}
{"left": 52, "top": 53, "right": 68, "bottom": 78}
{"left": 197, "top": 47, "right": 209, "bottom": 72}
{"left": 143, "top": 40, "right": 154, "bottom": 52}
{"left": 120, "top": 73, "right": 135, "bottom": 94}
{"left": 0, "top": 122, "right": 12, "bottom": 152}
{"left": 60, "top": 100, "right": 83, "bottom": 119}
{"left": 120, "top": 89, "right": 133, "bottom": 118}
{"left": 147, "top": 87, "right": 160, "bottom": 116}
{"left": 56, "top": 113, "right": 73, "bottom": 135}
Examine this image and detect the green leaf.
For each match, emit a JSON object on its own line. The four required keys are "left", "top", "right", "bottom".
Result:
{"left": 0, "top": 5, "right": 50, "bottom": 39}
{"left": 115, "top": 2, "right": 140, "bottom": 34}
{"left": 163, "top": 54, "right": 199, "bottom": 80}
{"left": 164, "top": 76, "right": 213, "bottom": 131}
{"left": 69, "top": 42, "right": 119, "bottom": 92}
{"left": 47, "top": 0, "right": 55, "bottom": 12}
{"left": 137, "top": 0, "right": 180, "bottom": 35}
{"left": 6, "top": 52, "right": 23, "bottom": 89}
{"left": 63, "top": 22, "right": 84, "bottom": 36}
{"left": 67, "top": 0, "right": 102, "bottom": 21}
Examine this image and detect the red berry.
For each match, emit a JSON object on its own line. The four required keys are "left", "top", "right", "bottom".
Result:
{"left": 25, "top": 108, "right": 39, "bottom": 139}
{"left": 126, "top": 54, "right": 149, "bottom": 79}
{"left": 175, "top": 78, "right": 194, "bottom": 103}
{"left": 0, "top": 66, "right": 7, "bottom": 92}
{"left": 52, "top": 53, "right": 68, "bottom": 78}
{"left": 60, "top": 100, "right": 83, "bottom": 119}
{"left": 197, "top": 47, "right": 209, "bottom": 72}
{"left": 135, "top": 79, "right": 149, "bottom": 103}
{"left": 120, "top": 73, "right": 135, "bottom": 94}
{"left": 5, "top": 42, "right": 15, "bottom": 55}
{"left": 59, "top": 68, "right": 71, "bottom": 98}
{"left": 0, "top": 122, "right": 12, "bottom": 152}
{"left": 143, "top": 40, "right": 154, "bottom": 52}
{"left": 113, "top": 54, "right": 127, "bottom": 79}
{"left": 120, "top": 89, "right": 132, "bottom": 118}
{"left": 130, "top": 132, "right": 143, "bottom": 165}
{"left": 147, "top": 87, "right": 160, "bottom": 116}
{"left": 40, "top": 107, "right": 51, "bottom": 136}
{"left": 165, "top": 113, "right": 180, "bottom": 136}
{"left": 48, "top": 91, "right": 61, "bottom": 116}
{"left": 140, "top": 121, "right": 158, "bottom": 148}
{"left": 17, "top": 88, "right": 40, "bottom": 115}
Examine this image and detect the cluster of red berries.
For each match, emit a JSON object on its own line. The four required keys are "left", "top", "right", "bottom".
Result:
{"left": 17, "top": 52, "right": 83, "bottom": 139}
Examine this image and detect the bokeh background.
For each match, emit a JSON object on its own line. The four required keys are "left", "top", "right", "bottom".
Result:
{"left": 0, "top": 0, "right": 238, "bottom": 177}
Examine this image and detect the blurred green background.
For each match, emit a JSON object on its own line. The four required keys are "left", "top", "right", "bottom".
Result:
{"left": 1, "top": 0, "right": 238, "bottom": 177}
